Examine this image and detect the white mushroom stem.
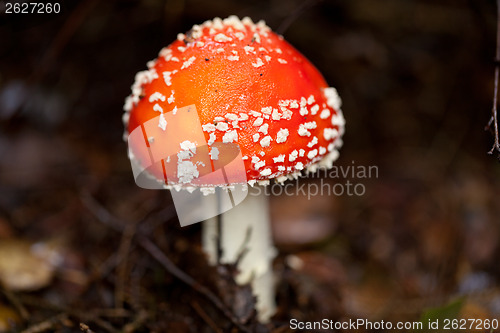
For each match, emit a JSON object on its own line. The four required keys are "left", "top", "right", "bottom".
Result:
{"left": 202, "top": 186, "right": 277, "bottom": 322}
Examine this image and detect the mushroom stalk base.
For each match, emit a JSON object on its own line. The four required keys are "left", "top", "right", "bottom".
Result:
{"left": 202, "top": 187, "right": 276, "bottom": 322}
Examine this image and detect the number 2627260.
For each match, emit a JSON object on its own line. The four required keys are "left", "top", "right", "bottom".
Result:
{"left": 4, "top": 2, "right": 61, "bottom": 14}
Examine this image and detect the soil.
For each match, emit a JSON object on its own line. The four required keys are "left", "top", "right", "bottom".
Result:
{"left": 0, "top": 0, "right": 499, "bottom": 332}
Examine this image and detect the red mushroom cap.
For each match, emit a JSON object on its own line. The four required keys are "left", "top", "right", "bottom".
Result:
{"left": 123, "top": 16, "right": 345, "bottom": 189}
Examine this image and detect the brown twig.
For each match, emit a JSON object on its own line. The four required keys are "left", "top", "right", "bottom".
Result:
{"left": 138, "top": 236, "right": 251, "bottom": 333}
{"left": 21, "top": 313, "right": 68, "bottom": 333}
{"left": 487, "top": 0, "right": 500, "bottom": 159}
{"left": 191, "top": 301, "right": 223, "bottom": 333}
{"left": 18, "top": 295, "right": 125, "bottom": 333}
{"left": 277, "top": 0, "right": 322, "bottom": 35}
{"left": 82, "top": 193, "right": 254, "bottom": 331}
{"left": 32, "top": 0, "right": 99, "bottom": 82}
{"left": 80, "top": 191, "right": 124, "bottom": 232}
{"left": 115, "top": 221, "right": 137, "bottom": 309}
{"left": 122, "top": 310, "right": 149, "bottom": 333}
{"left": 79, "top": 323, "right": 95, "bottom": 333}
{"left": 82, "top": 317, "right": 119, "bottom": 333}
{"left": 1, "top": 288, "right": 30, "bottom": 321}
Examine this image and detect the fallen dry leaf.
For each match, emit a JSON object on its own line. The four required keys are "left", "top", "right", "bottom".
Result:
{"left": 0, "top": 239, "right": 59, "bottom": 291}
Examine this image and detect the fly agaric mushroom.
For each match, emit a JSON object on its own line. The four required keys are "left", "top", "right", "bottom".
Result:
{"left": 123, "top": 16, "right": 345, "bottom": 322}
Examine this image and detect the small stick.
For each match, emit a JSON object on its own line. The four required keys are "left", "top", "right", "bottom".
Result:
{"left": 21, "top": 313, "right": 68, "bottom": 333}
{"left": 83, "top": 317, "right": 119, "bottom": 333}
{"left": 115, "top": 221, "right": 136, "bottom": 308}
{"left": 122, "top": 310, "right": 148, "bottom": 333}
{"left": 79, "top": 323, "right": 96, "bottom": 333}
{"left": 138, "top": 236, "right": 251, "bottom": 333}
{"left": 80, "top": 191, "right": 123, "bottom": 232}
{"left": 277, "top": 0, "right": 322, "bottom": 35}
{"left": 33, "top": 0, "right": 99, "bottom": 82}
{"left": 82, "top": 193, "right": 252, "bottom": 331}
{"left": 487, "top": 0, "right": 500, "bottom": 158}
{"left": 191, "top": 301, "right": 223, "bottom": 333}
{"left": 17, "top": 295, "right": 129, "bottom": 332}
{"left": 1, "top": 288, "right": 30, "bottom": 320}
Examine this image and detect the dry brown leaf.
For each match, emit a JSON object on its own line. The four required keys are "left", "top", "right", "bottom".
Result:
{"left": 0, "top": 239, "right": 60, "bottom": 291}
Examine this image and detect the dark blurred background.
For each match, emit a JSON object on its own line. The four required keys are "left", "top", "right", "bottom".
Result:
{"left": 0, "top": 0, "right": 500, "bottom": 332}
